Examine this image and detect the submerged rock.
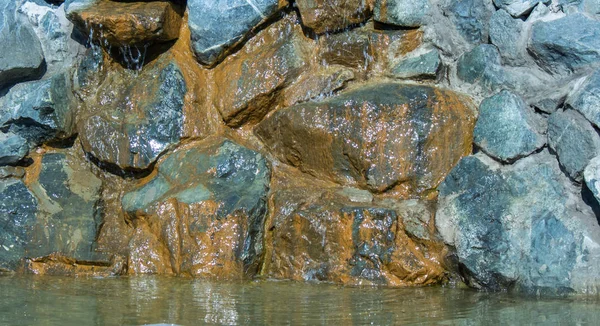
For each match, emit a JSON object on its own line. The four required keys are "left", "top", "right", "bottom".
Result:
{"left": 437, "top": 151, "right": 600, "bottom": 293}
{"left": 529, "top": 14, "right": 600, "bottom": 74}
{"left": 0, "top": 0, "right": 45, "bottom": 88}
{"left": 0, "top": 73, "right": 75, "bottom": 147}
{"left": 256, "top": 82, "right": 476, "bottom": 195}
{"left": 188, "top": 0, "right": 281, "bottom": 66}
{"left": 295, "top": 0, "right": 372, "bottom": 34}
{"left": 122, "top": 138, "right": 270, "bottom": 278}
{"left": 548, "top": 109, "right": 600, "bottom": 182}
{"left": 473, "top": 90, "right": 546, "bottom": 163}
{"left": 78, "top": 58, "right": 186, "bottom": 173}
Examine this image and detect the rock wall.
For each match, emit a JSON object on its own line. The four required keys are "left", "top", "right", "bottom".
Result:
{"left": 1, "top": 0, "right": 600, "bottom": 294}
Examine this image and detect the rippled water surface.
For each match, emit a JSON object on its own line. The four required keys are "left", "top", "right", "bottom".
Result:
{"left": 1, "top": 275, "right": 598, "bottom": 325}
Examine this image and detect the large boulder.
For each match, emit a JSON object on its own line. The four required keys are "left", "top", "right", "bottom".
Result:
{"left": 548, "top": 109, "right": 600, "bottom": 182}
{"left": 295, "top": 0, "right": 372, "bottom": 34}
{"left": 188, "top": 0, "right": 282, "bottom": 66}
{"left": 566, "top": 69, "right": 600, "bottom": 128}
{"left": 437, "top": 151, "right": 600, "bottom": 294}
{"left": 528, "top": 13, "right": 600, "bottom": 74}
{"left": 0, "top": 0, "right": 45, "bottom": 88}
{"left": 255, "top": 82, "right": 476, "bottom": 195}
{"left": 122, "top": 137, "right": 271, "bottom": 278}
{"left": 77, "top": 57, "right": 186, "bottom": 174}
{"left": 0, "top": 73, "right": 75, "bottom": 148}
{"left": 473, "top": 90, "right": 546, "bottom": 162}
{"left": 212, "top": 16, "right": 307, "bottom": 127}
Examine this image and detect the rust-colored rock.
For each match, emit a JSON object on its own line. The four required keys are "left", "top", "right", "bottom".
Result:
{"left": 296, "top": 0, "right": 374, "bottom": 34}
{"left": 68, "top": 1, "right": 183, "bottom": 47}
{"left": 282, "top": 65, "right": 355, "bottom": 107}
{"left": 255, "top": 82, "right": 476, "bottom": 195}
{"left": 262, "top": 170, "right": 448, "bottom": 286}
{"left": 318, "top": 30, "right": 372, "bottom": 70}
{"left": 23, "top": 253, "right": 126, "bottom": 277}
{"left": 212, "top": 15, "right": 308, "bottom": 127}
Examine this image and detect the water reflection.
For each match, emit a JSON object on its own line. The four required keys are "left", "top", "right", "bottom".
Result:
{"left": 0, "top": 275, "right": 598, "bottom": 325}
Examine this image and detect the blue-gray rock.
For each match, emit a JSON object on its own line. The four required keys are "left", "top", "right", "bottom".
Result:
{"left": 457, "top": 44, "right": 507, "bottom": 92}
{"left": 390, "top": 49, "right": 440, "bottom": 79}
{"left": 528, "top": 14, "right": 600, "bottom": 74}
{"left": 0, "top": 0, "right": 45, "bottom": 88}
{"left": 0, "top": 178, "right": 37, "bottom": 270}
{"left": 122, "top": 137, "right": 271, "bottom": 277}
{"left": 444, "top": 0, "right": 494, "bottom": 44}
{"left": 78, "top": 59, "right": 186, "bottom": 173}
{"left": 584, "top": 155, "right": 600, "bottom": 206}
{"left": 188, "top": 0, "right": 280, "bottom": 66}
{"left": 489, "top": 9, "right": 525, "bottom": 65}
{"left": 25, "top": 152, "right": 103, "bottom": 261}
{"left": 473, "top": 90, "right": 546, "bottom": 162}
{"left": 437, "top": 151, "right": 600, "bottom": 294}
{"left": 374, "top": 0, "right": 430, "bottom": 27}
{"left": 566, "top": 70, "right": 600, "bottom": 128}
{"left": 0, "top": 132, "right": 27, "bottom": 166}
{"left": 493, "top": 0, "right": 551, "bottom": 17}
{"left": 0, "top": 73, "right": 75, "bottom": 147}
{"left": 548, "top": 109, "right": 600, "bottom": 181}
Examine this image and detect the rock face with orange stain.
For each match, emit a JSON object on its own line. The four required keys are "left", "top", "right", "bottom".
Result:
{"left": 67, "top": 0, "right": 183, "bottom": 47}
{"left": 256, "top": 82, "right": 476, "bottom": 195}
{"left": 295, "top": 0, "right": 373, "bottom": 34}
{"left": 262, "top": 180, "right": 447, "bottom": 286}
{"left": 76, "top": 55, "right": 187, "bottom": 174}
{"left": 122, "top": 137, "right": 271, "bottom": 278}
{"left": 212, "top": 16, "right": 307, "bottom": 127}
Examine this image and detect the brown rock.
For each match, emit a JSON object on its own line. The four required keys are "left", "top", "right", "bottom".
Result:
{"left": 318, "top": 30, "right": 372, "bottom": 70}
{"left": 282, "top": 65, "right": 355, "bottom": 107}
{"left": 68, "top": 1, "right": 183, "bottom": 46}
{"left": 296, "top": 0, "right": 374, "bottom": 34}
{"left": 212, "top": 16, "right": 308, "bottom": 127}
{"left": 23, "top": 253, "right": 126, "bottom": 277}
{"left": 262, "top": 175, "right": 448, "bottom": 286}
{"left": 255, "top": 82, "right": 476, "bottom": 195}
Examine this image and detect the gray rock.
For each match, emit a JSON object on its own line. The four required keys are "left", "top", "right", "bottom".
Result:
{"left": 390, "top": 48, "right": 440, "bottom": 79}
{"left": 0, "top": 0, "right": 45, "bottom": 89}
{"left": 548, "top": 109, "right": 600, "bottom": 181}
{"left": 444, "top": 0, "right": 494, "bottom": 44}
{"left": 0, "top": 132, "right": 27, "bottom": 166}
{"left": 528, "top": 14, "right": 600, "bottom": 74}
{"left": 456, "top": 44, "right": 507, "bottom": 92}
{"left": 493, "top": 0, "right": 551, "bottom": 17}
{"left": 0, "top": 73, "right": 75, "bottom": 147}
{"left": 473, "top": 90, "right": 546, "bottom": 162}
{"left": 437, "top": 151, "right": 600, "bottom": 294}
{"left": 0, "top": 178, "right": 37, "bottom": 270}
{"left": 489, "top": 9, "right": 525, "bottom": 65}
{"left": 584, "top": 155, "right": 600, "bottom": 206}
{"left": 566, "top": 70, "right": 600, "bottom": 128}
{"left": 188, "top": 0, "right": 280, "bottom": 66}
{"left": 374, "top": 0, "right": 430, "bottom": 27}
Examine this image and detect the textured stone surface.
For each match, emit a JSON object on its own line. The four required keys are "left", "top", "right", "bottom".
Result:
{"left": 318, "top": 30, "right": 371, "bottom": 70}
{"left": 529, "top": 14, "right": 600, "bottom": 74}
{"left": 473, "top": 90, "right": 546, "bottom": 162}
{"left": 0, "top": 0, "right": 45, "bottom": 88}
{"left": 437, "top": 152, "right": 600, "bottom": 293}
{"left": 584, "top": 155, "right": 600, "bottom": 206}
{"left": 256, "top": 82, "right": 476, "bottom": 195}
{"left": 295, "top": 0, "right": 372, "bottom": 34}
{"left": 212, "top": 16, "right": 306, "bottom": 127}
{"left": 443, "top": 0, "right": 493, "bottom": 44}
{"left": 489, "top": 9, "right": 525, "bottom": 65}
{"left": 0, "top": 73, "right": 75, "bottom": 147}
{"left": 390, "top": 48, "right": 440, "bottom": 79}
{"left": 122, "top": 138, "right": 270, "bottom": 278}
{"left": 456, "top": 44, "right": 506, "bottom": 91}
{"left": 374, "top": 0, "right": 429, "bottom": 27}
{"left": 566, "top": 70, "right": 600, "bottom": 128}
{"left": 282, "top": 66, "right": 355, "bottom": 107}
{"left": 67, "top": 1, "right": 183, "bottom": 47}
{"left": 188, "top": 0, "right": 280, "bottom": 66}
{"left": 77, "top": 58, "right": 186, "bottom": 173}
{"left": 0, "top": 132, "right": 27, "bottom": 166}
{"left": 548, "top": 109, "right": 600, "bottom": 181}
{"left": 263, "top": 184, "right": 447, "bottom": 286}
{"left": 493, "top": 0, "right": 550, "bottom": 17}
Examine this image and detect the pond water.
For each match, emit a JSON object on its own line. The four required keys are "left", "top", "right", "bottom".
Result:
{"left": 0, "top": 275, "right": 598, "bottom": 325}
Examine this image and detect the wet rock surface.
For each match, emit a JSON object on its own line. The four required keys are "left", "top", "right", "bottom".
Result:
{"left": 256, "top": 82, "right": 475, "bottom": 195}
{"left": 374, "top": 0, "right": 430, "bottom": 27}
{"left": 295, "top": 0, "right": 372, "bottom": 34}
{"left": 122, "top": 137, "right": 270, "bottom": 278}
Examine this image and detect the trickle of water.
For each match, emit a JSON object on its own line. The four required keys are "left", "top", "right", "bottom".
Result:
{"left": 120, "top": 44, "right": 148, "bottom": 71}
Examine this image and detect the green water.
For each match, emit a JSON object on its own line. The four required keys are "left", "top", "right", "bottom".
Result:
{"left": 0, "top": 275, "right": 598, "bottom": 325}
